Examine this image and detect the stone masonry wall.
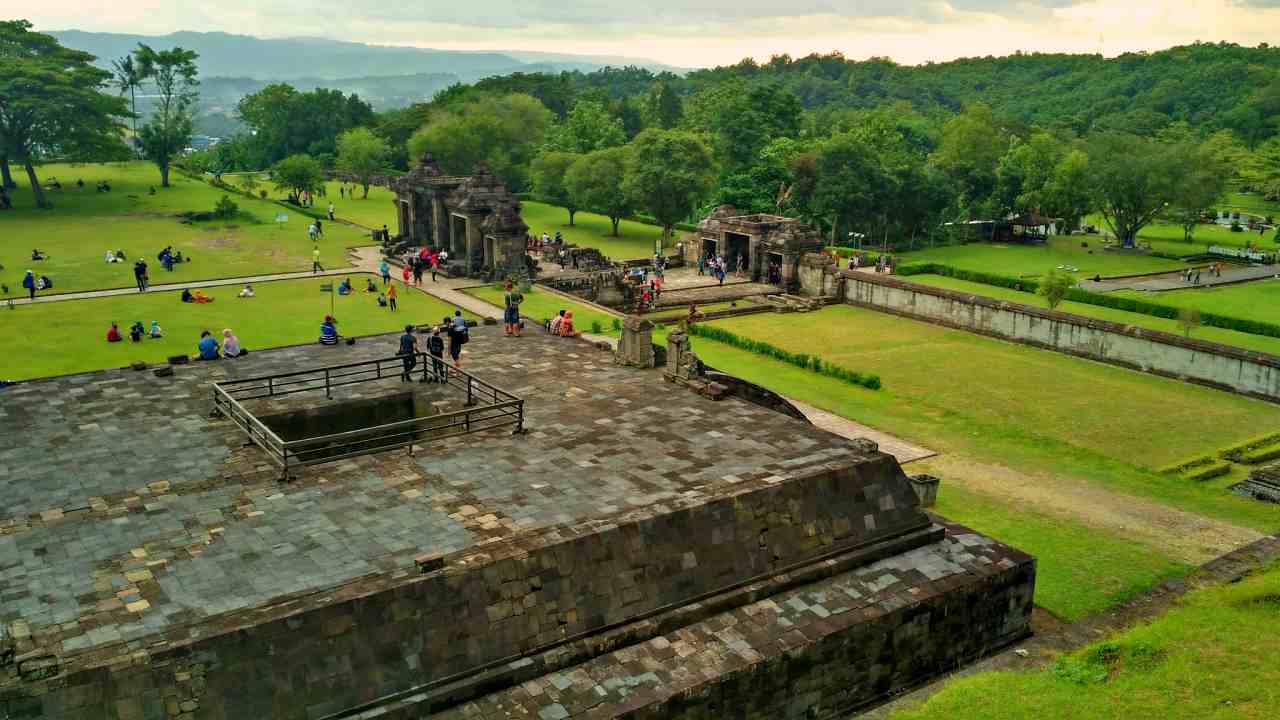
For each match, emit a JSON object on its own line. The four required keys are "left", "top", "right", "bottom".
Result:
{"left": 842, "top": 270, "right": 1280, "bottom": 402}
{"left": 4, "top": 456, "right": 931, "bottom": 719}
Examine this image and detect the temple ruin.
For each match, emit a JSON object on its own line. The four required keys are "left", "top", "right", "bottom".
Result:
{"left": 389, "top": 153, "right": 529, "bottom": 277}
{"left": 693, "top": 205, "right": 827, "bottom": 291}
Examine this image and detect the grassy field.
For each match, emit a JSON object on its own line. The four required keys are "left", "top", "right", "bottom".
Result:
{"left": 0, "top": 277, "right": 469, "bottom": 380}
{"left": 1, "top": 162, "right": 369, "bottom": 296}
{"left": 1224, "top": 191, "right": 1280, "bottom": 219}
{"left": 895, "top": 236, "right": 1184, "bottom": 280}
{"left": 465, "top": 284, "right": 622, "bottom": 336}
{"left": 1083, "top": 215, "right": 1277, "bottom": 254}
{"left": 893, "top": 561, "right": 1280, "bottom": 720}
{"left": 522, "top": 202, "right": 667, "bottom": 261}
{"left": 1115, "top": 278, "right": 1280, "bottom": 327}
{"left": 910, "top": 274, "right": 1280, "bottom": 353}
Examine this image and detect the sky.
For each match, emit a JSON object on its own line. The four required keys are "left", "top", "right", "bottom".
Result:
{"left": 21, "top": 0, "right": 1280, "bottom": 67}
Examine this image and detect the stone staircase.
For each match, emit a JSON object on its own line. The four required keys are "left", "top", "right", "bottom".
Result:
{"left": 762, "top": 293, "right": 839, "bottom": 312}
{"left": 1231, "top": 463, "right": 1280, "bottom": 503}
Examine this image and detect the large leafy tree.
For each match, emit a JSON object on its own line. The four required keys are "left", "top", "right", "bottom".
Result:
{"left": 931, "top": 104, "right": 1009, "bottom": 209}
{"left": 1042, "top": 149, "right": 1093, "bottom": 235}
{"left": 811, "top": 131, "right": 889, "bottom": 245}
{"left": 335, "top": 127, "right": 390, "bottom": 199}
{"left": 238, "top": 84, "right": 376, "bottom": 167}
{"left": 686, "top": 79, "right": 802, "bottom": 172}
{"left": 134, "top": 44, "right": 199, "bottom": 187}
{"left": 544, "top": 100, "right": 625, "bottom": 154}
{"left": 407, "top": 93, "right": 552, "bottom": 191}
{"left": 529, "top": 151, "right": 582, "bottom": 225}
{"left": 271, "top": 154, "right": 324, "bottom": 203}
{"left": 622, "top": 129, "right": 715, "bottom": 248}
{"left": 0, "top": 20, "right": 128, "bottom": 206}
{"left": 566, "top": 146, "right": 634, "bottom": 237}
{"left": 645, "top": 82, "right": 683, "bottom": 129}
{"left": 1085, "top": 132, "right": 1181, "bottom": 248}
{"left": 994, "top": 132, "right": 1066, "bottom": 217}
{"left": 1165, "top": 142, "right": 1229, "bottom": 242}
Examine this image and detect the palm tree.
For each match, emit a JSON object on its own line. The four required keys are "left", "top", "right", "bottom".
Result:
{"left": 111, "top": 55, "right": 142, "bottom": 156}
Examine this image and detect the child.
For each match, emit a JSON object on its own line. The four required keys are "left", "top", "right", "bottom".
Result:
{"left": 106, "top": 322, "right": 122, "bottom": 343}
{"left": 129, "top": 321, "right": 145, "bottom": 342}
{"left": 149, "top": 321, "right": 163, "bottom": 338}
{"left": 387, "top": 283, "right": 398, "bottom": 311}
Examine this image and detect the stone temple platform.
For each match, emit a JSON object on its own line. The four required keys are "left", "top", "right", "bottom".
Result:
{"left": 0, "top": 329, "right": 1035, "bottom": 719}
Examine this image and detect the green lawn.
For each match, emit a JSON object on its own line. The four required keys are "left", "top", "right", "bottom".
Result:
{"left": 1083, "top": 215, "right": 1277, "bottom": 254}
{"left": 935, "top": 485, "right": 1188, "bottom": 621}
{"left": 464, "top": 284, "right": 622, "bottom": 336}
{"left": 910, "top": 274, "right": 1280, "bottom": 354}
{"left": 1115, "top": 278, "right": 1280, "bottom": 327}
{"left": 896, "top": 236, "right": 1184, "bottom": 280}
{"left": 1224, "top": 191, "right": 1280, "bottom": 219}
{"left": 522, "top": 201, "right": 667, "bottom": 261}
{"left": 691, "top": 307, "right": 1280, "bottom": 531}
{"left": 1, "top": 162, "right": 369, "bottom": 296}
{"left": 0, "top": 277, "right": 469, "bottom": 380}
{"left": 893, "top": 561, "right": 1280, "bottom": 720}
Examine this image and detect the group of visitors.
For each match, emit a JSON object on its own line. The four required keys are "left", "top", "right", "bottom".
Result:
{"left": 197, "top": 329, "right": 246, "bottom": 360}
{"left": 308, "top": 219, "right": 325, "bottom": 242}
{"left": 546, "top": 310, "right": 581, "bottom": 338}
{"left": 180, "top": 288, "right": 214, "bottom": 304}
{"left": 405, "top": 248, "right": 447, "bottom": 284}
{"left": 104, "top": 249, "right": 128, "bottom": 264}
{"left": 388, "top": 311, "right": 470, "bottom": 381}
{"left": 157, "top": 246, "right": 184, "bottom": 272}
{"left": 20, "top": 270, "right": 53, "bottom": 300}
{"left": 106, "top": 320, "right": 162, "bottom": 343}
{"left": 1185, "top": 263, "right": 1225, "bottom": 284}
{"left": 700, "top": 254, "right": 729, "bottom": 285}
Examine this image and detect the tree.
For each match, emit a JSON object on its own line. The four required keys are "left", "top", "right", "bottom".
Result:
{"left": 0, "top": 20, "right": 128, "bottom": 207}
{"left": 994, "top": 132, "right": 1065, "bottom": 217}
{"left": 810, "top": 132, "right": 888, "bottom": 244}
{"left": 1038, "top": 269, "right": 1074, "bottom": 310}
{"left": 407, "top": 93, "right": 552, "bottom": 192}
{"left": 335, "top": 127, "right": 390, "bottom": 199}
{"left": 1085, "top": 132, "right": 1180, "bottom": 248}
{"left": 1042, "top": 149, "right": 1093, "bottom": 234}
{"left": 645, "top": 82, "right": 683, "bottom": 129}
{"left": 566, "top": 147, "right": 634, "bottom": 236}
{"left": 544, "top": 101, "right": 625, "bottom": 154}
{"left": 1177, "top": 307, "right": 1202, "bottom": 337}
{"left": 134, "top": 44, "right": 199, "bottom": 187}
{"left": 238, "top": 84, "right": 376, "bottom": 167}
{"left": 685, "top": 80, "right": 802, "bottom": 172}
{"left": 622, "top": 129, "right": 715, "bottom": 248}
{"left": 931, "top": 104, "right": 1009, "bottom": 207}
{"left": 529, "top": 151, "right": 581, "bottom": 225}
{"left": 111, "top": 54, "right": 142, "bottom": 156}
{"left": 1165, "top": 142, "right": 1228, "bottom": 242}
{"left": 271, "top": 154, "right": 324, "bottom": 204}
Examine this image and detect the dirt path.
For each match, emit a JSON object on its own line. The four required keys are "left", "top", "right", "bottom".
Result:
{"left": 914, "top": 454, "right": 1263, "bottom": 565}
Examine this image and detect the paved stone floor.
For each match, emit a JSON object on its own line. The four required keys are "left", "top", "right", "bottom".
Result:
{"left": 0, "top": 329, "right": 867, "bottom": 659}
{"left": 1079, "top": 263, "right": 1279, "bottom": 292}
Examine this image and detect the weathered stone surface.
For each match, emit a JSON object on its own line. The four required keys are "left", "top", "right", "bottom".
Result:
{"left": 614, "top": 317, "right": 655, "bottom": 369}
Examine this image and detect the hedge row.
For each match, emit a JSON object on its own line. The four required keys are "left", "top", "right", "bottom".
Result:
{"left": 897, "top": 262, "right": 1280, "bottom": 340}
{"left": 1218, "top": 431, "right": 1280, "bottom": 461}
{"left": 1185, "top": 461, "right": 1232, "bottom": 481}
{"left": 1241, "top": 444, "right": 1280, "bottom": 465}
{"left": 1157, "top": 454, "right": 1218, "bottom": 475}
{"left": 687, "top": 323, "right": 881, "bottom": 390}
{"left": 514, "top": 196, "right": 699, "bottom": 233}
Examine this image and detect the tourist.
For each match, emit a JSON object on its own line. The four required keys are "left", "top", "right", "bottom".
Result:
{"left": 541, "top": 231, "right": 550, "bottom": 247}
{"left": 105, "top": 250, "right": 119, "bottom": 264}
{"left": 328, "top": 202, "right": 335, "bottom": 221}
{"left": 129, "top": 321, "right": 145, "bottom": 342}
{"left": 196, "top": 330, "right": 220, "bottom": 360}
{"left": 319, "top": 315, "right": 339, "bottom": 345}
{"left": 698, "top": 254, "right": 706, "bottom": 276}
{"left": 379, "top": 259, "right": 391, "bottom": 286}
{"left": 398, "top": 324, "right": 419, "bottom": 381}
{"left": 159, "top": 246, "right": 175, "bottom": 272}
{"left": 736, "top": 255, "right": 746, "bottom": 277}
{"left": 411, "top": 258, "right": 423, "bottom": 286}
{"left": 181, "top": 288, "right": 194, "bottom": 303}
{"left": 339, "top": 186, "right": 345, "bottom": 199}
{"left": 238, "top": 283, "right": 255, "bottom": 298}
{"left": 363, "top": 277, "right": 377, "bottom": 293}
{"left": 382, "top": 225, "right": 390, "bottom": 244}
{"left": 1194, "top": 270, "right": 1201, "bottom": 285}
{"left": 447, "top": 313, "right": 467, "bottom": 367}
{"left": 427, "top": 326, "right": 446, "bottom": 382}
{"left": 149, "top": 321, "right": 163, "bottom": 339}
{"left": 106, "top": 322, "right": 122, "bottom": 343}
{"left": 640, "top": 287, "right": 652, "bottom": 311}
{"left": 133, "top": 259, "right": 148, "bottom": 292}
{"left": 430, "top": 252, "right": 440, "bottom": 282}
{"left": 31, "top": 249, "right": 45, "bottom": 261}
{"left": 222, "top": 329, "right": 244, "bottom": 358}
{"left": 315, "top": 219, "right": 324, "bottom": 239}
{"left": 377, "top": 293, "right": 388, "bottom": 307}
{"left": 22, "top": 270, "right": 36, "bottom": 300}
{"left": 308, "top": 221, "right": 318, "bottom": 242}
{"left": 37, "top": 275, "right": 52, "bottom": 291}
{"left": 337, "top": 278, "right": 353, "bottom": 295}
{"left": 558, "top": 311, "right": 581, "bottom": 338}
{"left": 402, "top": 263, "right": 411, "bottom": 286}
{"left": 503, "top": 281, "right": 524, "bottom": 337}
{"left": 548, "top": 309, "right": 566, "bottom": 335}
{"left": 387, "top": 283, "right": 399, "bottom": 311}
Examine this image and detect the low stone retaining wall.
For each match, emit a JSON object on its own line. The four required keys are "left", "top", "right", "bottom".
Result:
{"left": 840, "top": 270, "right": 1280, "bottom": 402}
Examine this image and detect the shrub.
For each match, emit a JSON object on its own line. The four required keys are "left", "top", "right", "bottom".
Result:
{"left": 259, "top": 189, "right": 269, "bottom": 199}
{"left": 213, "top": 195, "right": 239, "bottom": 220}
{"left": 1038, "top": 269, "right": 1074, "bottom": 310}
{"left": 686, "top": 323, "right": 881, "bottom": 390}
{"left": 611, "top": 318, "right": 622, "bottom": 332}
{"left": 1177, "top": 307, "right": 1202, "bottom": 337}
{"left": 1218, "top": 431, "right": 1280, "bottom": 461}
{"left": 1157, "top": 455, "right": 1216, "bottom": 475}
{"left": 590, "top": 320, "right": 603, "bottom": 334}
{"left": 1185, "top": 461, "right": 1231, "bottom": 481}
{"left": 1241, "top": 444, "right": 1280, "bottom": 465}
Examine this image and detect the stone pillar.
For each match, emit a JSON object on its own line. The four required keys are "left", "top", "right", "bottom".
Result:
{"left": 910, "top": 474, "right": 940, "bottom": 508}
{"left": 615, "top": 318, "right": 655, "bottom": 369}
{"left": 664, "top": 330, "right": 701, "bottom": 380}
{"left": 431, "top": 195, "right": 446, "bottom": 249}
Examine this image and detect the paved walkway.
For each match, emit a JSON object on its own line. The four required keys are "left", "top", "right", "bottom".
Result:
{"left": 9, "top": 265, "right": 363, "bottom": 306}
{"left": 1080, "top": 263, "right": 1279, "bottom": 293}
{"left": 788, "top": 400, "right": 936, "bottom": 465}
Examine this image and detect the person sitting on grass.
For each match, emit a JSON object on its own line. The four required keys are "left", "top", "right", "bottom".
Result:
{"left": 129, "top": 321, "right": 145, "bottom": 342}
{"left": 238, "top": 283, "right": 255, "bottom": 298}
{"left": 149, "top": 321, "right": 163, "bottom": 338}
{"left": 191, "top": 290, "right": 213, "bottom": 304}
{"left": 377, "top": 293, "right": 388, "bottom": 308}
{"left": 338, "top": 277, "right": 353, "bottom": 295}
{"left": 221, "top": 329, "right": 244, "bottom": 358}
{"left": 181, "top": 288, "right": 194, "bottom": 303}
{"left": 197, "top": 330, "right": 220, "bottom": 360}
{"left": 365, "top": 277, "right": 378, "bottom": 293}
{"left": 106, "top": 322, "right": 122, "bottom": 343}
{"left": 558, "top": 311, "right": 581, "bottom": 338}
{"left": 319, "top": 315, "right": 339, "bottom": 345}
{"left": 105, "top": 250, "right": 119, "bottom": 264}
{"left": 31, "top": 249, "right": 45, "bottom": 261}
{"left": 548, "top": 309, "right": 566, "bottom": 335}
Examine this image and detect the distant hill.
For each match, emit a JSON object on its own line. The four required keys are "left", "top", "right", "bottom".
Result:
{"left": 49, "top": 30, "right": 684, "bottom": 82}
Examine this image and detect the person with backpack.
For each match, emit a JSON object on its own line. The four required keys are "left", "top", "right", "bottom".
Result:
{"left": 427, "top": 326, "right": 446, "bottom": 382}
{"left": 448, "top": 310, "right": 468, "bottom": 367}
{"left": 134, "top": 259, "right": 149, "bottom": 292}
{"left": 503, "top": 281, "right": 524, "bottom": 337}
{"left": 22, "top": 270, "right": 35, "bottom": 300}
{"left": 397, "top": 324, "right": 419, "bottom": 382}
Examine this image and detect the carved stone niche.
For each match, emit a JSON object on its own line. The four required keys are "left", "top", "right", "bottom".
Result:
{"left": 615, "top": 317, "right": 655, "bottom": 369}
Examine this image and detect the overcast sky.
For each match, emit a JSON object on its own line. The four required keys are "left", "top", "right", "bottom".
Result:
{"left": 23, "top": 1, "right": 1280, "bottom": 66}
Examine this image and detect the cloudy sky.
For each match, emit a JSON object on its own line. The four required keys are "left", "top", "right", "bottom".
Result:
{"left": 22, "top": 0, "right": 1280, "bottom": 66}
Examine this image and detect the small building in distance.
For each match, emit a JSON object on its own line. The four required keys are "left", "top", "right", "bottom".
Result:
{"left": 694, "top": 205, "right": 826, "bottom": 291}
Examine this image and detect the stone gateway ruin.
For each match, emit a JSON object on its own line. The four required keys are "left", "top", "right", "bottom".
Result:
{"left": 695, "top": 205, "right": 827, "bottom": 291}
{"left": 389, "top": 153, "right": 529, "bottom": 277}
{"left": 0, "top": 329, "right": 1035, "bottom": 719}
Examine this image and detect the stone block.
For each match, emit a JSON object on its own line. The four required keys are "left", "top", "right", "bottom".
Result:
{"left": 909, "top": 475, "right": 940, "bottom": 508}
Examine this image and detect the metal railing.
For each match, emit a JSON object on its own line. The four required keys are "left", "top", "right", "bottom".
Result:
{"left": 212, "top": 353, "right": 524, "bottom": 478}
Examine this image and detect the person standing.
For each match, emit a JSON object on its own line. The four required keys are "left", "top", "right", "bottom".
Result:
{"left": 22, "top": 270, "right": 35, "bottom": 300}
{"left": 397, "top": 324, "right": 418, "bottom": 382}
{"left": 503, "top": 281, "right": 524, "bottom": 337}
{"left": 427, "top": 326, "right": 446, "bottom": 382}
{"left": 133, "top": 259, "right": 149, "bottom": 292}
{"left": 387, "top": 282, "right": 398, "bottom": 311}
{"left": 312, "top": 247, "right": 323, "bottom": 273}
{"left": 328, "top": 202, "right": 335, "bottom": 221}
{"left": 379, "top": 259, "right": 391, "bottom": 286}
{"left": 412, "top": 257, "right": 423, "bottom": 286}
{"left": 448, "top": 311, "right": 467, "bottom": 367}
{"left": 401, "top": 263, "right": 411, "bottom": 286}
{"left": 308, "top": 221, "right": 318, "bottom": 243}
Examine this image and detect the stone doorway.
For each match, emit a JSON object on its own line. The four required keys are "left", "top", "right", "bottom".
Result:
{"left": 451, "top": 214, "right": 468, "bottom": 257}
{"left": 766, "top": 251, "right": 784, "bottom": 285}
{"left": 726, "top": 232, "right": 750, "bottom": 274}
{"left": 702, "top": 238, "right": 719, "bottom": 260}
